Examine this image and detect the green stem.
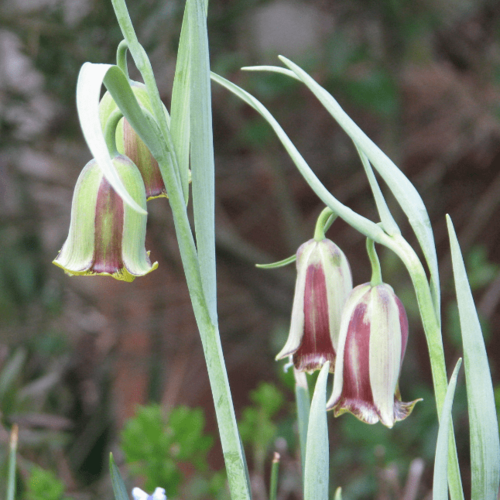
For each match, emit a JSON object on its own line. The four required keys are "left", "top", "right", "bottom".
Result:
{"left": 380, "top": 232, "right": 464, "bottom": 500}
{"left": 6, "top": 425, "right": 18, "bottom": 500}
{"left": 269, "top": 453, "right": 280, "bottom": 500}
{"left": 294, "top": 368, "right": 310, "bottom": 476}
{"left": 116, "top": 40, "right": 129, "bottom": 78}
{"left": 313, "top": 207, "right": 335, "bottom": 241}
{"left": 110, "top": 2, "right": 250, "bottom": 499}
{"left": 103, "top": 108, "right": 123, "bottom": 157}
{"left": 366, "top": 238, "right": 382, "bottom": 286}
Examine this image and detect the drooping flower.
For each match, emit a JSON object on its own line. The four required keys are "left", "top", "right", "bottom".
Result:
{"left": 326, "top": 282, "right": 420, "bottom": 427}
{"left": 53, "top": 155, "right": 158, "bottom": 282}
{"left": 276, "top": 238, "right": 353, "bottom": 373}
{"left": 132, "top": 487, "right": 167, "bottom": 500}
{"left": 99, "top": 82, "right": 167, "bottom": 200}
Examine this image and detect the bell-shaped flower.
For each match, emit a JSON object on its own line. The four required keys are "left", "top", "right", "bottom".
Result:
{"left": 100, "top": 82, "right": 167, "bottom": 200}
{"left": 326, "top": 282, "right": 420, "bottom": 427}
{"left": 276, "top": 238, "right": 353, "bottom": 373}
{"left": 53, "top": 155, "right": 158, "bottom": 282}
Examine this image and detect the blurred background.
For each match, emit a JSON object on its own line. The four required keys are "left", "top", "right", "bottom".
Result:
{"left": 1, "top": 0, "right": 500, "bottom": 498}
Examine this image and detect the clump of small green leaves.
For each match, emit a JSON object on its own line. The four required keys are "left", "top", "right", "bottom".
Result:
{"left": 25, "top": 466, "right": 71, "bottom": 500}
{"left": 239, "top": 383, "right": 284, "bottom": 475}
{"left": 121, "top": 404, "right": 214, "bottom": 497}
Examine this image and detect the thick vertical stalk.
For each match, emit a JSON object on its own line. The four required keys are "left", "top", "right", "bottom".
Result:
{"left": 382, "top": 233, "right": 464, "bottom": 500}
{"left": 110, "top": 1, "right": 251, "bottom": 498}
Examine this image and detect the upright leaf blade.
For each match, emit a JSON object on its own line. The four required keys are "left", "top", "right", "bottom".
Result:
{"left": 109, "top": 453, "right": 130, "bottom": 500}
{"left": 433, "top": 359, "right": 462, "bottom": 500}
{"left": 447, "top": 215, "right": 500, "bottom": 500}
{"left": 294, "top": 369, "right": 310, "bottom": 474}
{"left": 304, "top": 362, "right": 330, "bottom": 500}
{"left": 170, "top": 4, "right": 191, "bottom": 203}
{"left": 189, "top": 0, "right": 217, "bottom": 322}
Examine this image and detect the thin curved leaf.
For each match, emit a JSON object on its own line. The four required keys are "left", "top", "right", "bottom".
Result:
{"left": 355, "top": 146, "right": 400, "bottom": 236}
{"left": 249, "top": 57, "right": 441, "bottom": 324}
{"left": 256, "top": 254, "right": 296, "bottom": 269}
{"left": 447, "top": 215, "right": 500, "bottom": 500}
{"left": 304, "top": 362, "right": 330, "bottom": 500}
{"left": 210, "top": 73, "right": 386, "bottom": 245}
{"left": 77, "top": 63, "right": 146, "bottom": 214}
{"left": 433, "top": 358, "right": 462, "bottom": 500}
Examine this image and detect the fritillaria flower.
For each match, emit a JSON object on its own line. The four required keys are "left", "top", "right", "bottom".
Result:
{"left": 100, "top": 82, "right": 167, "bottom": 200}
{"left": 326, "top": 282, "right": 419, "bottom": 427}
{"left": 276, "top": 238, "right": 353, "bottom": 373}
{"left": 53, "top": 155, "right": 158, "bottom": 282}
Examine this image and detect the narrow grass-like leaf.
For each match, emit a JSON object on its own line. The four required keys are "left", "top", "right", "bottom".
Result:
{"left": 211, "top": 73, "right": 386, "bottom": 245}
{"left": 433, "top": 358, "right": 462, "bottom": 500}
{"left": 304, "top": 362, "right": 330, "bottom": 500}
{"left": 6, "top": 425, "right": 18, "bottom": 500}
{"left": 355, "top": 146, "right": 400, "bottom": 236}
{"left": 294, "top": 369, "right": 310, "bottom": 474}
{"left": 270, "top": 452, "right": 280, "bottom": 500}
{"left": 333, "top": 487, "right": 342, "bottom": 500}
{"left": 0, "top": 349, "right": 26, "bottom": 403}
{"left": 447, "top": 215, "right": 500, "bottom": 500}
{"left": 109, "top": 453, "right": 130, "bottom": 500}
{"left": 250, "top": 57, "right": 441, "bottom": 324}
{"left": 189, "top": 0, "right": 217, "bottom": 322}
{"left": 242, "top": 65, "right": 298, "bottom": 80}
{"left": 170, "top": 4, "right": 191, "bottom": 203}
{"left": 77, "top": 63, "right": 146, "bottom": 214}
{"left": 256, "top": 254, "right": 296, "bottom": 269}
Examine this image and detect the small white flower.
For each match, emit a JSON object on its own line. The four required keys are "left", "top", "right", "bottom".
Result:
{"left": 132, "top": 487, "right": 166, "bottom": 500}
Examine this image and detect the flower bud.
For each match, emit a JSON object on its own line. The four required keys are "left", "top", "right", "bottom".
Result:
{"left": 326, "top": 282, "right": 420, "bottom": 427}
{"left": 100, "top": 82, "right": 167, "bottom": 200}
{"left": 53, "top": 155, "right": 158, "bottom": 282}
{"left": 276, "top": 238, "right": 353, "bottom": 373}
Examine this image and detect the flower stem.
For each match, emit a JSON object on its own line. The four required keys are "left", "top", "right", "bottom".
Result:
{"left": 366, "top": 238, "right": 382, "bottom": 286}
{"left": 381, "top": 232, "right": 464, "bottom": 500}
{"left": 294, "top": 368, "right": 310, "bottom": 475}
{"left": 103, "top": 108, "right": 123, "bottom": 157}
{"left": 6, "top": 425, "right": 18, "bottom": 500}
{"left": 116, "top": 40, "right": 129, "bottom": 79}
{"left": 313, "top": 207, "right": 336, "bottom": 241}
{"left": 110, "top": 1, "right": 250, "bottom": 499}
{"left": 269, "top": 453, "right": 280, "bottom": 500}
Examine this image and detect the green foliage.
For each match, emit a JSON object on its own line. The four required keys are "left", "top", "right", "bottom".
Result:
{"left": 121, "top": 404, "right": 214, "bottom": 497}
{"left": 464, "top": 245, "right": 499, "bottom": 291}
{"left": 24, "top": 466, "right": 70, "bottom": 500}
{"left": 239, "top": 382, "right": 285, "bottom": 481}
{"left": 446, "top": 245, "right": 497, "bottom": 347}
{"left": 239, "top": 382, "right": 284, "bottom": 452}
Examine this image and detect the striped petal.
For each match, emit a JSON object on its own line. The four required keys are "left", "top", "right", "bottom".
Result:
{"left": 276, "top": 238, "right": 352, "bottom": 373}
